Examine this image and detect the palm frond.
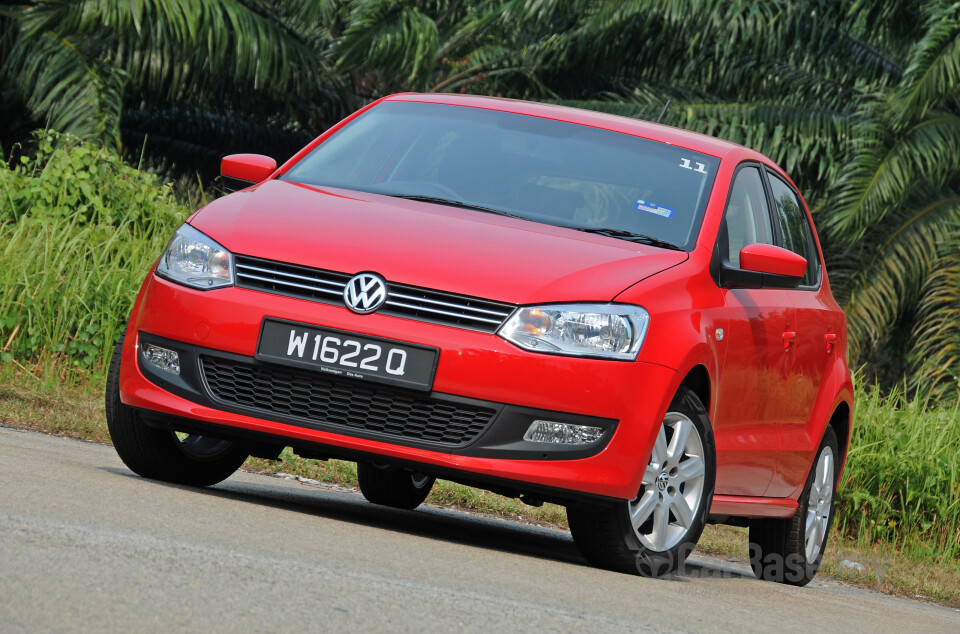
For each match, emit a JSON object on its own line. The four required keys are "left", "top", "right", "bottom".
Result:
{"left": 267, "top": 0, "right": 344, "bottom": 30}
{"left": 540, "top": 0, "right": 904, "bottom": 103}
{"left": 825, "top": 110, "right": 960, "bottom": 243}
{"left": 334, "top": 1, "right": 439, "bottom": 90}
{"left": 436, "top": 0, "right": 517, "bottom": 61}
{"left": 840, "top": 193, "right": 960, "bottom": 359}
{"left": 891, "top": 2, "right": 960, "bottom": 128}
{"left": 6, "top": 0, "right": 321, "bottom": 132}
{"left": 910, "top": 223, "right": 960, "bottom": 398}
{"left": 72, "top": 0, "right": 315, "bottom": 96}
{"left": 3, "top": 28, "right": 125, "bottom": 145}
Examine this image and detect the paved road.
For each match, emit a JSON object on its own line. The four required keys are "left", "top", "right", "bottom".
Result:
{"left": 2, "top": 425, "right": 958, "bottom": 632}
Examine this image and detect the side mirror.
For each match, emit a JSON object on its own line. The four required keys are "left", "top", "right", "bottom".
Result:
{"left": 221, "top": 154, "right": 277, "bottom": 193}
{"left": 739, "top": 243, "right": 807, "bottom": 283}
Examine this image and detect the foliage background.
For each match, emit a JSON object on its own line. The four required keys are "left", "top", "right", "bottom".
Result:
{"left": 0, "top": 0, "right": 958, "bottom": 571}
{"left": 3, "top": 0, "right": 958, "bottom": 397}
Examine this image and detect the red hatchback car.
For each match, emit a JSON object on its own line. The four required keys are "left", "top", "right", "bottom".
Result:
{"left": 107, "top": 94, "right": 853, "bottom": 584}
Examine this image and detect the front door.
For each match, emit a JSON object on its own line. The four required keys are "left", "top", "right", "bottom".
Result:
{"left": 711, "top": 165, "right": 794, "bottom": 497}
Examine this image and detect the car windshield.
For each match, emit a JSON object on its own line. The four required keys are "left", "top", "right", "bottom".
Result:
{"left": 281, "top": 101, "right": 720, "bottom": 250}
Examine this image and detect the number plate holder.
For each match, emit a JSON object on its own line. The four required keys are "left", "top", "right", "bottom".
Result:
{"left": 255, "top": 318, "right": 439, "bottom": 392}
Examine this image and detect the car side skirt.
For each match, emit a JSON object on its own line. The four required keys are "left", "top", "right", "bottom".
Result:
{"left": 709, "top": 495, "right": 798, "bottom": 519}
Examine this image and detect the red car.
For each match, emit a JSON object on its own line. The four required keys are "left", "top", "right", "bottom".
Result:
{"left": 106, "top": 94, "right": 853, "bottom": 584}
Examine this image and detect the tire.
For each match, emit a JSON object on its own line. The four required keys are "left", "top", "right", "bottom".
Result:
{"left": 357, "top": 462, "right": 435, "bottom": 510}
{"left": 105, "top": 334, "right": 248, "bottom": 487}
{"left": 567, "top": 386, "right": 716, "bottom": 576}
{"left": 749, "top": 426, "right": 838, "bottom": 586}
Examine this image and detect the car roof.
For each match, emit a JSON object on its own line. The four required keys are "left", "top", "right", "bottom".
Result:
{"left": 385, "top": 93, "right": 747, "bottom": 160}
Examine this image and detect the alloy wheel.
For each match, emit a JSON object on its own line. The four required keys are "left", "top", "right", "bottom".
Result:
{"left": 630, "top": 412, "right": 707, "bottom": 552}
{"left": 805, "top": 446, "right": 834, "bottom": 562}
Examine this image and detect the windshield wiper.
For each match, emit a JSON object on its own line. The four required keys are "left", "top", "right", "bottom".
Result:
{"left": 572, "top": 227, "right": 683, "bottom": 251}
{"left": 387, "top": 194, "right": 683, "bottom": 251}
{"left": 388, "top": 194, "right": 523, "bottom": 219}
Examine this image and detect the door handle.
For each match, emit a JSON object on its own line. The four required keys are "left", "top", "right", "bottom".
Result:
{"left": 824, "top": 331, "right": 837, "bottom": 354}
{"left": 782, "top": 330, "right": 796, "bottom": 350}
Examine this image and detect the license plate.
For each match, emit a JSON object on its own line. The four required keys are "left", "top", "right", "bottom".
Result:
{"left": 255, "top": 318, "right": 438, "bottom": 391}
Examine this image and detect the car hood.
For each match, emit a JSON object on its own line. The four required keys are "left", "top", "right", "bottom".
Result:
{"left": 190, "top": 180, "right": 687, "bottom": 305}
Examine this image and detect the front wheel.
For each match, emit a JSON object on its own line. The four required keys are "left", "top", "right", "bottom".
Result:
{"left": 105, "top": 335, "right": 248, "bottom": 487}
{"left": 567, "top": 386, "right": 716, "bottom": 576}
{"left": 750, "top": 426, "right": 838, "bottom": 586}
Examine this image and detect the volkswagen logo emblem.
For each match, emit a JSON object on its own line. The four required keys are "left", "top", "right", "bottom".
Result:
{"left": 656, "top": 471, "right": 669, "bottom": 491}
{"left": 344, "top": 273, "right": 387, "bottom": 314}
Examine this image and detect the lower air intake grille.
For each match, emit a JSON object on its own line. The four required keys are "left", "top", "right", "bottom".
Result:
{"left": 200, "top": 356, "right": 496, "bottom": 447}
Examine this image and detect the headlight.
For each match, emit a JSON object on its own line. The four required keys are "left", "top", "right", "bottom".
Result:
{"left": 156, "top": 224, "right": 233, "bottom": 290}
{"left": 498, "top": 304, "right": 649, "bottom": 360}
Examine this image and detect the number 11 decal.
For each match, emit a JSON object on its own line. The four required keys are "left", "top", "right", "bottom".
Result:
{"left": 679, "top": 158, "right": 708, "bottom": 174}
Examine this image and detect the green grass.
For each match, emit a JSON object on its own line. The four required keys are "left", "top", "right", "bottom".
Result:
{"left": 0, "top": 132, "right": 190, "bottom": 379}
{"left": 835, "top": 384, "right": 960, "bottom": 566}
{"left": 1, "top": 134, "right": 958, "bottom": 605}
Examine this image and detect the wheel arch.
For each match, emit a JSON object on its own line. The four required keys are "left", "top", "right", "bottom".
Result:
{"left": 623, "top": 360, "right": 715, "bottom": 501}
{"left": 827, "top": 400, "right": 852, "bottom": 484}
{"left": 802, "top": 357, "right": 853, "bottom": 495}
{"left": 815, "top": 353, "right": 854, "bottom": 466}
{"left": 679, "top": 364, "right": 711, "bottom": 415}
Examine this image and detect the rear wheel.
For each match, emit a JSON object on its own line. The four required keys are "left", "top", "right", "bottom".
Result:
{"left": 105, "top": 335, "right": 248, "bottom": 487}
{"left": 357, "top": 462, "right": 435, "bottom": 510}
{"left": 567, "top": 386, "right": 716, "bottom": 576}
{"left": 749, "top": 426, "right": 838, "bottom": 586}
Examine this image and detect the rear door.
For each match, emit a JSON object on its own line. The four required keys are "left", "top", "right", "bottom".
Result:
{"left": 712, "top": 164, "right": 796, "bottom": 497}
{"left": 763, "top": 171, "right": 835, "bottom": 497}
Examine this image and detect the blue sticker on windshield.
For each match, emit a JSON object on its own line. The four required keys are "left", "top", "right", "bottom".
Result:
{"left": 636, "top": 199, "right": 675, "bottom": 219}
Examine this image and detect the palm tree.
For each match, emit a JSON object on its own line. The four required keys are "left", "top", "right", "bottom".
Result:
{"left": 830, "top": 3, "right": 960, "bottom": 398}
{"left": 0, "top": 0, "right": 561, "bottom": 175}
{"left": 0, "top": 0, "right": 329, "bottom": 175}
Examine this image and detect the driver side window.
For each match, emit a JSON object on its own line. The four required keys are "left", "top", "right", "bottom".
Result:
{"left": 719, "top": 166, "right": 774, "bottom": 268}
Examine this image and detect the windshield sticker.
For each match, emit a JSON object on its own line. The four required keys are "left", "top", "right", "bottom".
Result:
{"left": 636, "top": 199, "right": 675, "bottom": 219}
{"left": 679, "top": 158, "right": 708, "bottom": 174}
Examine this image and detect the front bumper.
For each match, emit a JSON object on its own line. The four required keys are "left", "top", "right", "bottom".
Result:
{"left": 119, "top": 273, "right": 682, "bottom": 501}
{"left": 137, "top": 330, "right": 618, "bottom": 461}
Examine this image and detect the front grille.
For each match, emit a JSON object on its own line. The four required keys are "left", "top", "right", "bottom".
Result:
{"left": 235, "top": 257, "right": 352, "bottom": 304}
{"left": 235, "top": 255, "right": 515, "bottom": 333}
{"left": 382, "top": 285, "right": 514, "bottom": 331}
{"left": 200, "top": 356, "right": 497, "bottom": 447}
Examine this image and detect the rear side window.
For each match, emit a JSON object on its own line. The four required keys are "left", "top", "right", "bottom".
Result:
{"left": 767, "top": 174, "right": 821, "bottom": 287}
{"left": 719, "top": 166, "right": 774, "bottom": 268}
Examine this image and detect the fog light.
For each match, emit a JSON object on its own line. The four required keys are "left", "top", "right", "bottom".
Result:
{"left": 142, "top": 344, "right": 181, "bottom": 375}
{"left": 523, "top": 420, "right": 604, "bottom": 444}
